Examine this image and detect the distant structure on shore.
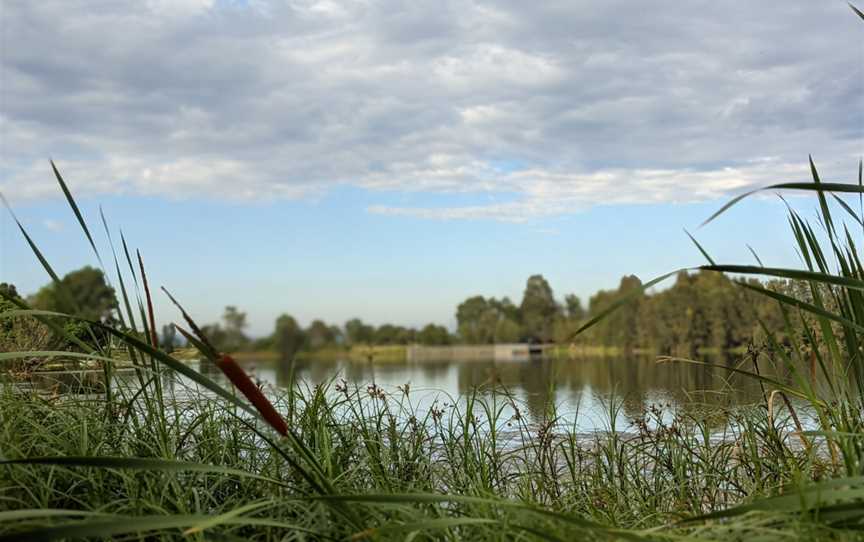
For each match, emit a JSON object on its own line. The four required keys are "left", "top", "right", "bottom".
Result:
{"left": 406, "top": 343, "right": 552, "bottom": 363}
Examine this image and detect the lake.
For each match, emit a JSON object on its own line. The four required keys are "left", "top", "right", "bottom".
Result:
{"left": 199, "top": 355, "right": 787, "bottom": 433}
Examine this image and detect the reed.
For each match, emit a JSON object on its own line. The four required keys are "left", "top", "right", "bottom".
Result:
{"left": 2, "top": 6, "right": 864, "bottom": 536}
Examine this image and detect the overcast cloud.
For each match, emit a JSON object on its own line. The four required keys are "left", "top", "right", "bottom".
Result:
{"left": 2, "top": 1, "right": 862, "bottom": 221}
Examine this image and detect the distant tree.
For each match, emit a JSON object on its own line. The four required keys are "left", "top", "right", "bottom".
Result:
{"left": 250, "top": 335, "right": 273, "bottom": 351}
{"left": 160, "top": 324, "right": 177, "bottom": 354}
{"left": 418, "top": 323, "right": 451, "bottom": 345}
{"left": 374, "top": 324, "right": 398, "bottom": 344}
{"left": 30, "top": 266, "right": 116, "bottom": 321}
{"left": 457, "top": 295, "right": 524, "bottom": 344}
{"left": 199, "top": 323, "right": 227, "bottom": 352}
{"left": 273, "top": 314, "right": 305, "bottom": 361}
{"left": 489, "top": 296, "right": 520, "bottom": 323}
{"left": 307, "top": 319, "right": 335, "bottom": 350}
{"left": 564, "top": 294, "right": 585, "bottom": 320}
{"left": 588, "top": 275, "right": 643, "bottom": 353}
{"left": 394, "top": 327, "right": 412, "bottom": 344}
{"left": 345, "top": 318, "right": 375, "bottom": 345}
{"left": 221, "top": 306, "right": 249, "bottom": 352}
{"left": 494, "top": 318, "right": 521, "bottom": 343}
{"left": 0, "top": 282, "right": 52, "bottom": 358}
{"left": 456, "top": 296, "right": 491, "bottom": 343}
{"left": 519, "top": 274, "right": 560, "bottom": 341}
{"left": 328, "top": 325, "right": 344, "bottom": 345}
{"left": 0, "top": 283, "right": 21, "bottom": 339}
{"left": 0, "top": 283, "right": 19, "bottom": 300}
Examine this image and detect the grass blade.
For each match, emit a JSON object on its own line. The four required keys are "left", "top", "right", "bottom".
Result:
{"left": 50, "top": 160, "right": 103, "bottom": 268}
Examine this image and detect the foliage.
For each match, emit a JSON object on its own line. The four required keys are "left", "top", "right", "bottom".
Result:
{"left": 221, "top": 305, "right": 249, "bottom": 352}
{"left": 272, "top": 313, "right": 305, "bottom": 361}
{"left": 0, "top": 283, "right": 53, "bottom": 365}
{"left": 519, "top": 274, "right": 561, "bottom": 341}
{"left": 456, "top": 295, "right": 520, "bottom": 344}
{"left": 345, "top": 317, "right": 376, "bottom": 345}
{"left": 29, "top": 266, "right": 116, "bottom": 322}
{"left": 160, "top": 324, "right": 177, "bottom": 354}
{"left": 306, "top": 319, "right": 336, "bottom": 349}
{"left": 3, "top": 7, "right": 864, "bottom": 535}
{"left": 6, "top": 153, "right": 864, "bottom": 540}
{"left": 417, "top": 323, "right": 451, "bottom": 345}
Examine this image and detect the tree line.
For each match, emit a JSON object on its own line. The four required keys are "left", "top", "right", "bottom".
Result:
{"left": 180, "top": 270, "right": 787, "bottom": 358}
{"left": 1, "top": 266, "right": 787, "bottom": 359}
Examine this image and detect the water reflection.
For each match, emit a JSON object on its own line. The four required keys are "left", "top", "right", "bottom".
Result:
{"left": 222, "top": 355, "right": 781, "bottom": 432}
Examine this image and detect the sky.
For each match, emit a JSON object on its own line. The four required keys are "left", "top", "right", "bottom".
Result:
{"left": 1, "top": 1, "right": 862, "bottom": 336}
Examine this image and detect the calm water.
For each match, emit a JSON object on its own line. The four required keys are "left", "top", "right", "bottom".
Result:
{"left": 200, "top": 355, "right": 787, "bottom": 433}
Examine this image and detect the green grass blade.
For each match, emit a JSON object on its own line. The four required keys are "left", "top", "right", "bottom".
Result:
{"left": 809, "top": 156, "right": 836, "bottom": 236}
{"left": 657, "top": 356, "right": 816, "bottom": 403}
{"left": 182, "top": 500, "right": 279, "bottom": 534}
{"left": 569, "top": 269, "right": 681, "bottom": 339}
{"left": 355, "top": 518, "right": 499, "bottom": 539}
{"left": 686, "top": 476, "right": 864, "bottom": 522}
{"left": 700, "top": 264, "right": 864, "bottom": 291}
{"left": 684, "top": 229, "right": 715, "bottom": 265}
{"left": 0, "top": 457, "right": 289, "bottom": 488}
{"left": 746, "top": 244, "right": 765, "bottom": 267}
{"left": 99, "top": 207, "right": 137, "bottom": 331}
{"left": 0, "top": 351, "right": 121, "bottom": 366}
{"left": 701, "top": 181, "right": 864, "bottom": 227}
{"left": 831, "top": 193, "right": 864, "bottom": 227}
{"left": 0, "top": 510, "right": 107, "bottom": 521}
{"left": 0, "top": 194, "right": 79, "bottom": 314}
{"left": 732, "top": 281, "right": 864, "bottom": 334}
{"left": 50, "top": 160, "right": 103, "bottom": 268}
{"left": 0, "top": 514, "right": 321, "bottom": 542}
{"left": 0, "top": 298, "right": 92, "bottom": 352}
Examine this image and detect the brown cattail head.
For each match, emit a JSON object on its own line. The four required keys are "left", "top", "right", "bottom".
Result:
{"left": 217, "top": 354, "right": 288, "bottom": 436}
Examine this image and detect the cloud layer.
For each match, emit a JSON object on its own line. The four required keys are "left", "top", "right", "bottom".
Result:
{"left": 3, "top": 1, "right": 862, "bottom": 220}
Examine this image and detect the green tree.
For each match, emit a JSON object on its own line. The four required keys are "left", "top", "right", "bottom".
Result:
{"left": 564, "top": 294, "right": 585, "bottom": 320}
{"left": 307, "top": 319, "right": 335, "bottom": 350}
{"left": 273, "top": 314, "right": 305, "bottom": 361}
{"left": 200, "top": 323, "right": 227, "bottom": 352}
{"left": 221, "top": 306, "right": 249, "bottom": 352}
{"left": 30, "top": 266, "right": 116, "bottom": 321}
{"left": 456, "top": 296, "right": 491, "bottom": 343}
{"left": 418, "top": 324, "right": 451, "bottom": 345}
{"left": 328, "top": 325, "right": 344, "bottom": 345}
{"left": 494, "top": 317, "right": 521, "bottom": 343}
{"left": 345, "top": 318, "right": 375, "bottom": 345}
{"left": 0, "top": 282, "right": 52, "bottom": 361}
{"left": 0, "top": 283, "right": 18, "bottom": 300}
{"left": 457, "top": 295, "right": 524, "bottom": 344}
{"left": 160, "top": 324, "right": 177, "bottom": 354}
{"left": 519, "top": 274, "right": 560, "bottom": 342}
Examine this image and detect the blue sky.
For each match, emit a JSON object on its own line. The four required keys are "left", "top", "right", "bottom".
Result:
{"left": 1, "top": 1, "right": 861, "bottom": 335}
{"left": 1, "top": 187, "right": 805, "bottom": 336}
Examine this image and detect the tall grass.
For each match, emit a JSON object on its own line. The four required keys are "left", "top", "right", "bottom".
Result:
{"left": 2, "top": 7, "right": 864, "bottom": 536}
{"left": 3, "top": 155, "right": 864, "bottom": 540}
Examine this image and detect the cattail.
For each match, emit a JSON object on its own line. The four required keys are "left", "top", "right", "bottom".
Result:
{"left": 215, "top": 354, "right": 288, "bottom": 436}
{"left": 162, "top": 287, "right": 288, "bottom": 437}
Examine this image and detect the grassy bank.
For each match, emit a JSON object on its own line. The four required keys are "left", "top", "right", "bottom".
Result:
{"left": 5, "top": 14, "right": 864, "bottom": 531}
{"left": 0, "top": 368, "right": 844, "bottom": 541}
{"left": 228, "top": 345, "right": 408, "bottom": 363}
{"left": 4, "top": 161, "right": 864, "bottom": 541}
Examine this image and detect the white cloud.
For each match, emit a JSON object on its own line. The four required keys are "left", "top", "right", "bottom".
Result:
{"left": 1, "top": 1, "right": 861, "bottom": 219}
{"left": 42, "top": 219, "right": 63, "bottom": 232}
{"left": 366, "top": 159, "right": 820, "bottom": 222}
{"left": 146, "top": 0, "right": 214, "bottom": 17}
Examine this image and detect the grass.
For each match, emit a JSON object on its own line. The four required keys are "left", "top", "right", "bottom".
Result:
{"left": 3, "top": 159, "right": 864, "bottom": 541}
{"left": 0, "top": 368, "right": 845, "bottom": 541}
{"left": 2, "top": 7, "right": 864, "bottom": 534}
